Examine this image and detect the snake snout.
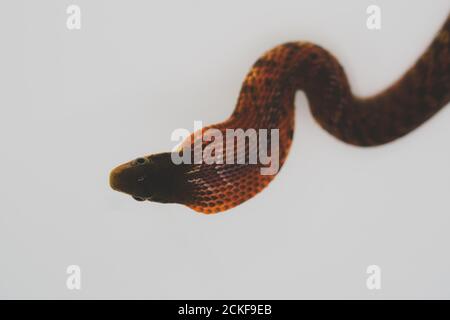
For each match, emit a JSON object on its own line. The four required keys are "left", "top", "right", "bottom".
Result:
{"left": 109, "top": 164, "right": 127, "bottom": 192}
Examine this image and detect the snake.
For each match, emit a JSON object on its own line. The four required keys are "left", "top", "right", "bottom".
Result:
{"left": 110, "top": 14, "right": 450, "bottom": 214}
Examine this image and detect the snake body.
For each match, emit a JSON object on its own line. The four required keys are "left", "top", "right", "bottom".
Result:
{"left": 110, "top": 15, "right": 450, "bottom": 214}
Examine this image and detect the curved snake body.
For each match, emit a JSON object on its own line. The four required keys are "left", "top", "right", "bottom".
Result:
{"left": 110, "top": 15, "right": 450, "bottom": 214}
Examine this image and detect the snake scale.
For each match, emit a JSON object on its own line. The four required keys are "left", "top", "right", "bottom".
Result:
{"left": 110, "top": 14, "right": 450, "bottom": 214}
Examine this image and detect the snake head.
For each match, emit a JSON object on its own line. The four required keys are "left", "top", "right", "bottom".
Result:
{"left": 109, "top": 152, "right": 190, "bottom": 204}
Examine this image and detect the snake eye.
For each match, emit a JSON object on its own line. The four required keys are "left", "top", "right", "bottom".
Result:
{"left": 132, "top": 157, "right": 149, "bottom": 166}
{"left": 136, "top": 157, "right": 147, "bottom": 164}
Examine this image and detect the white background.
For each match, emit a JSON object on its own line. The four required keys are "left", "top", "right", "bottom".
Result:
{"left": 0, "top": 0, "right": 449, "bottom": 298}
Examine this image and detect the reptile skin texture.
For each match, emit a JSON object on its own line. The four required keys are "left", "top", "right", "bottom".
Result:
{"left": 110, "top": 15, "right": 450, "bottom": 214}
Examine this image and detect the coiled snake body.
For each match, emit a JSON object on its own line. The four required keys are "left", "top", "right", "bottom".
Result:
{"left": 110, "top": 15, "right": 450, "bottom": 214}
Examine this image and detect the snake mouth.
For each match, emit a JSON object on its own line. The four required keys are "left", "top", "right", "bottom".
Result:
{"left": 132, "top": 195, "right": 154, "bottom": 201}
{"left": 133, "top": 196, "right": 147, "bottom": 201}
